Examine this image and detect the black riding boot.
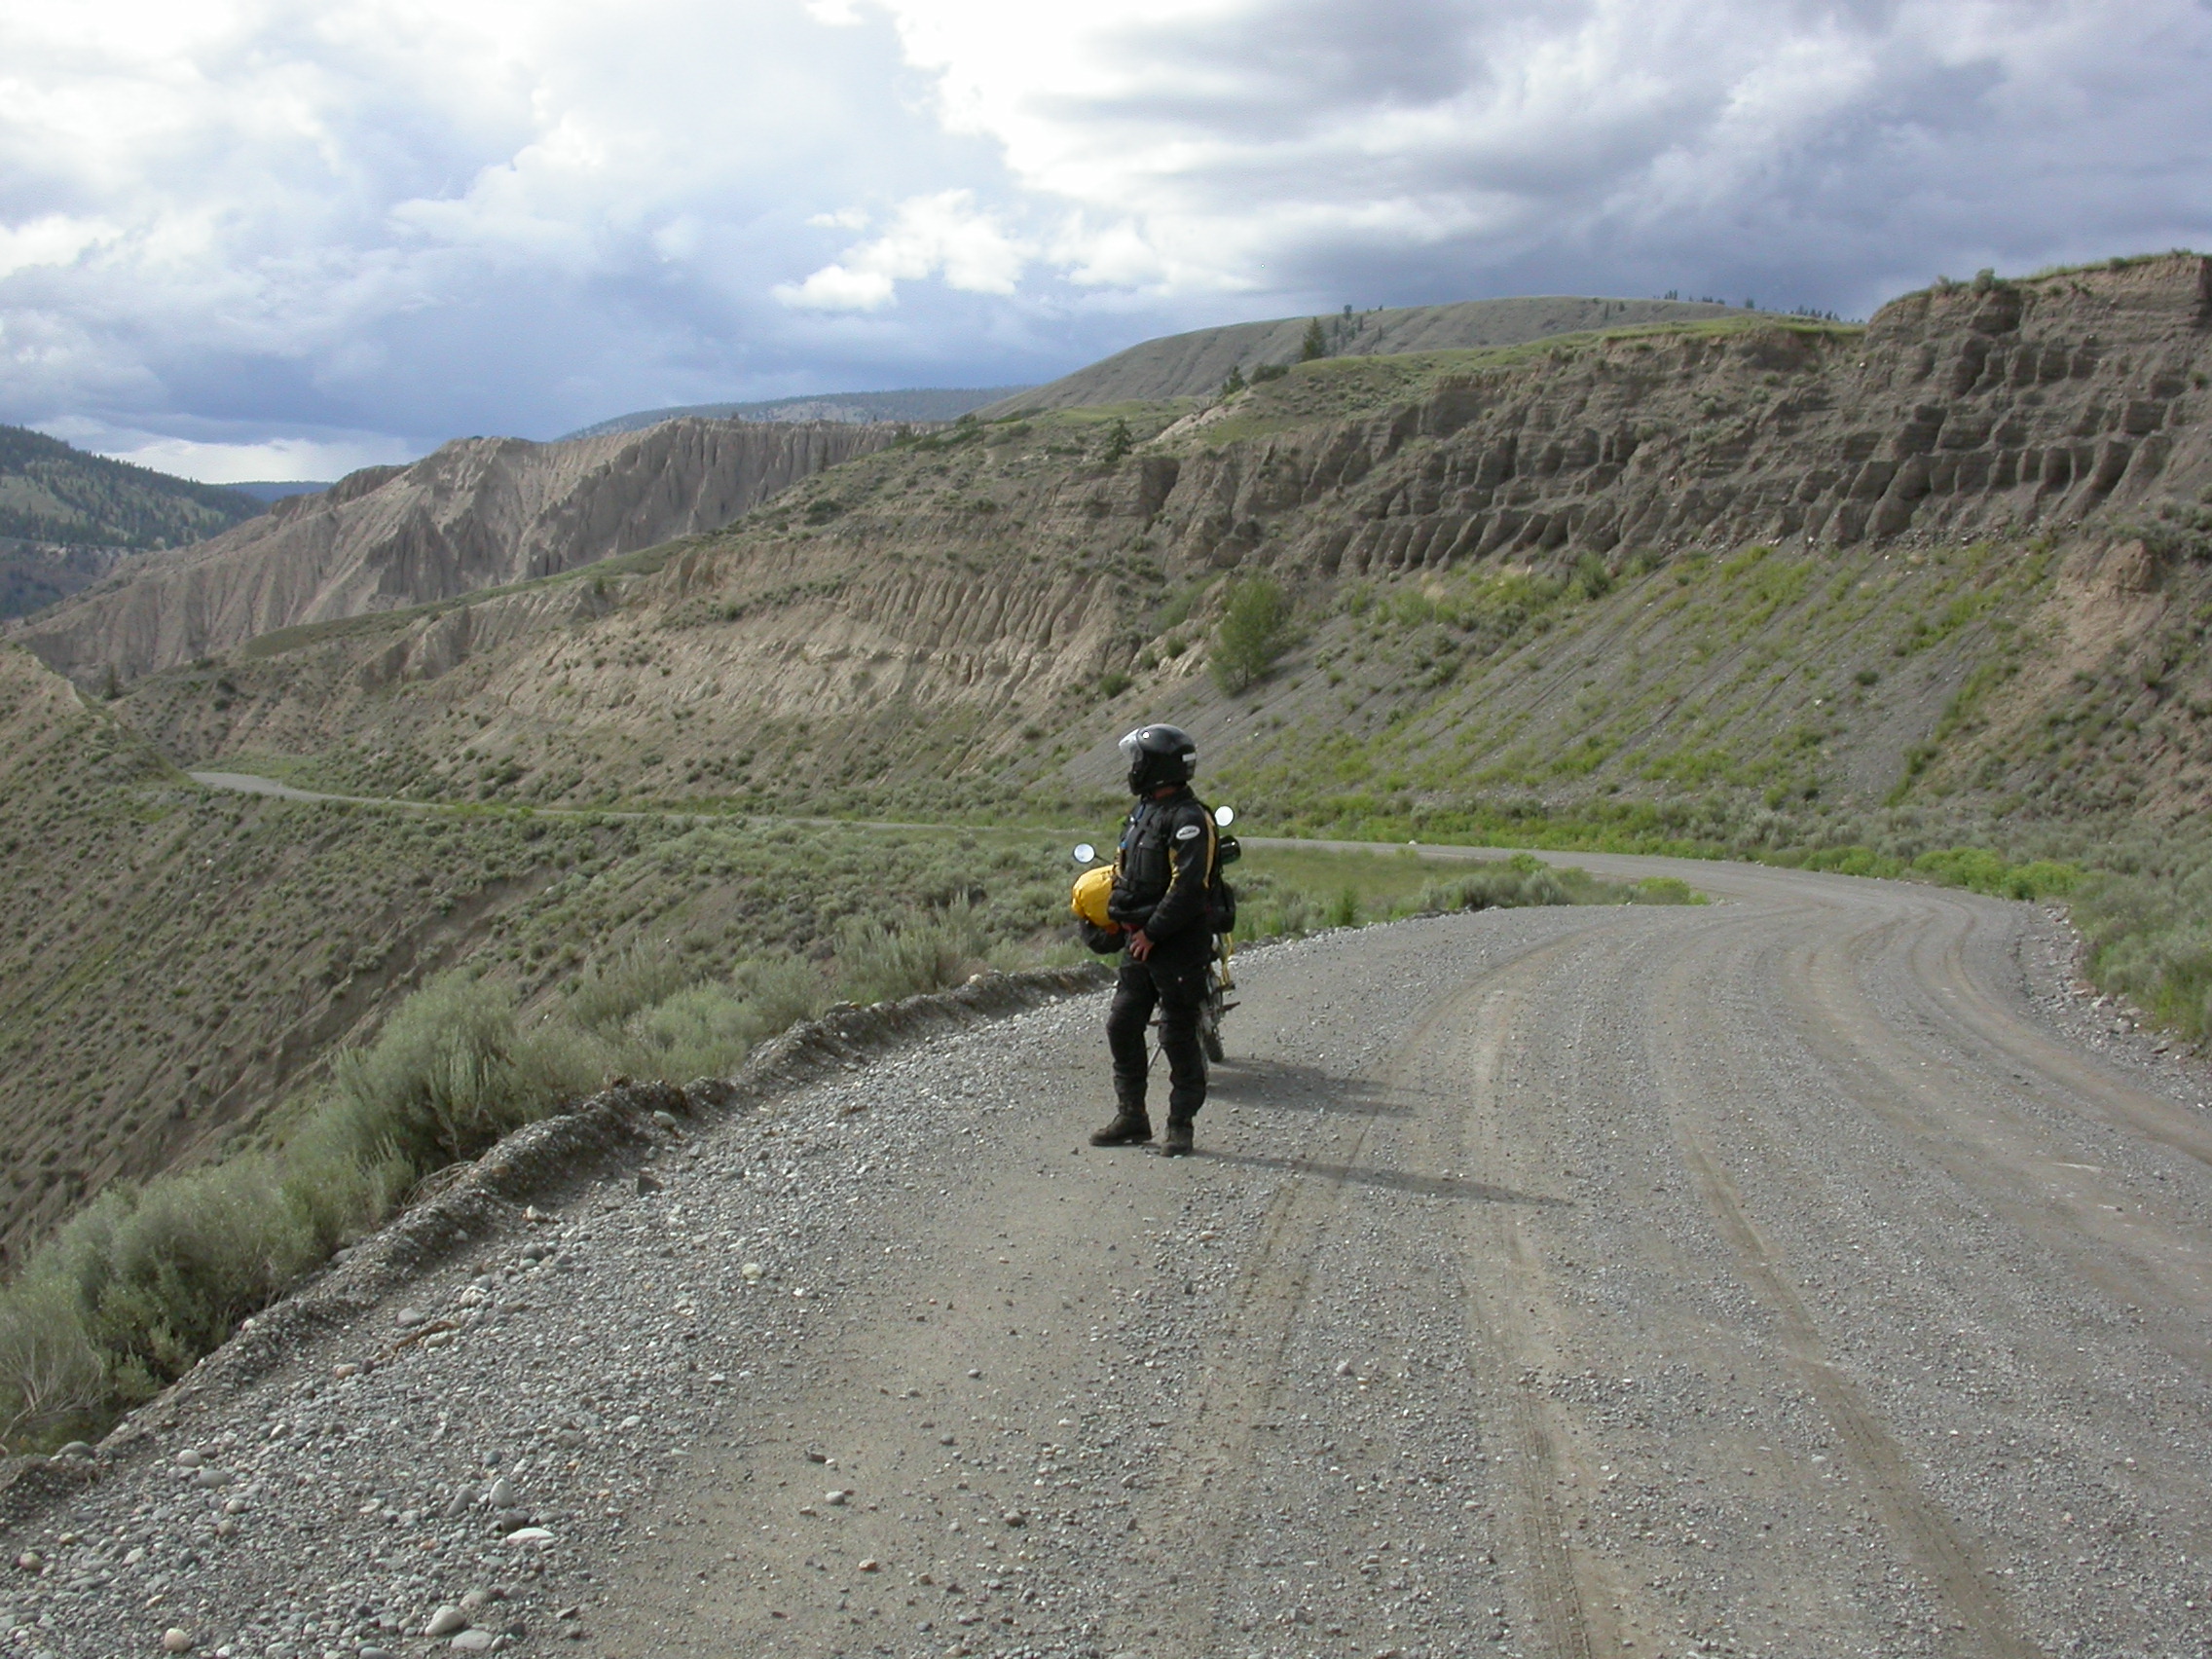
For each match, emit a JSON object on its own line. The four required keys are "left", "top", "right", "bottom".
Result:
{"left": 1089, "top": 1100, "right": 1154, "bottom": 1146}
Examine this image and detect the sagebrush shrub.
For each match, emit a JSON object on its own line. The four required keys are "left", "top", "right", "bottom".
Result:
{"left": 328, "top": 973, "right": 599, "bottom": 1170}
{"left": 836, "top": 901, "right": 998, "bottom": 1007}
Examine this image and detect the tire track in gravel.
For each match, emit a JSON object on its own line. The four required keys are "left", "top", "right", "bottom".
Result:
{"left": 1643, "top": 894, "right": 2046, "bottom": 1659}
{"left": 1892, "top": 892, "right": 2212, "bottom": 1174}
{"left": 1775, "top": 898, "right": 2212, "bottom": 1375}
{"left": 1144, "top": 927, "right": 1602, "bottom": 1657}
{"left": 1406, "top": 963, "right": 1604, "bottom": 1659}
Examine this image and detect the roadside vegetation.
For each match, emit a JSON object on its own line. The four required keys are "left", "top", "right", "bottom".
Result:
{"left": 0, "top": 766, "right": 1664, "bottom": 1454}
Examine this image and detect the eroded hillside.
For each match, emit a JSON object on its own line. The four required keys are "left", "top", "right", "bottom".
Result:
{"left": 15, "top": 418, "right": 904, "bottom": 682}
{"left": 96, "top": 257, "right": 2211, "bottom": 849}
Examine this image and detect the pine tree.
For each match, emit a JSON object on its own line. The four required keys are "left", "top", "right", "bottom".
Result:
{"left": 1300, "top": 318, "right": 1328, "bottom": 360}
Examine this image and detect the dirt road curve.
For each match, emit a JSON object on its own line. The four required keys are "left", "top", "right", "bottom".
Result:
{"left": 588, "top": 859, "right": 2210, "bottom": 1659}
{"left": 21, "top": 854, "right": 2212, "bottom": 1659}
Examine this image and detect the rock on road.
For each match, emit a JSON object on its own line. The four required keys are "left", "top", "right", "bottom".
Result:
{"left": 14, "top": 856, "right": 2212, "bottom": 1659}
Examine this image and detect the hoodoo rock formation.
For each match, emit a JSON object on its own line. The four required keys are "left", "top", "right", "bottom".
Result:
{"left": 16, "top": 417, "right": 906, "bottom": 684}
{"left": 1144, "top": 256, "right": 2211, "bottom": 580}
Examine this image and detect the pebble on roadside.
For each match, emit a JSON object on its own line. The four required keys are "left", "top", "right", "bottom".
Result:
{"left": 424, "top": 1605, "right": 469, "bottom": 1638}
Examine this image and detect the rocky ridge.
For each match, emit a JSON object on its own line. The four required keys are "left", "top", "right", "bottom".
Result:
{"left": 1143, "top": 255, "right": 2210, "bottom": 579}
{"left": 15, "top": 419, "right": 906, "bottom": 684}
{"left": 980, "top": 295, "right": 1766, "bottom": 416}
{"left": 563, "top": 389, "right": 1027, "bottom": 442}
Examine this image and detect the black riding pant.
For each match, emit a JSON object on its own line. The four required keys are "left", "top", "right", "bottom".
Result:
{"left": 1105, "top": 936, "right": 1209, "bottom": 1124}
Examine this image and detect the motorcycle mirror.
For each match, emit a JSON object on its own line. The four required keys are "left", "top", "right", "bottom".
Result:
{"left": 1213, "top": 805, "right": 1235, "bottom": 828}
{"left": 1073, "top": 843, "right": 1096, "bottom": 865}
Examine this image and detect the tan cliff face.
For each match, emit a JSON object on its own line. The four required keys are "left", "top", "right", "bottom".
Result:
{"left": 15, "top": 417, "right": 906, "bottom": 684}
{"left": 98, "top": 256, "right": 2212, "bottom": 827}
{"left": 1142, "top": 255, "right": 2211, "bottom": 581}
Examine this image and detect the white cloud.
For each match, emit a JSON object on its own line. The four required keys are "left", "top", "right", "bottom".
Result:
{"left": 38, "top": 417, "right": 412, "bottom": 484}
{"left": 0, "top": 215, "right": 120, "bottom": 279}
{"left": 777, "top": 189, "right": 1032, "bottom": 310}
{"left": 858, "top": 0, "right": 2212, "bottom": 307}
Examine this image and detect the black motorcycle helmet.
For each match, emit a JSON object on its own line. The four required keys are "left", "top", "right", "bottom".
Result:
{"left": 1119, "top": 723, "right": 1198, "bottom": 794}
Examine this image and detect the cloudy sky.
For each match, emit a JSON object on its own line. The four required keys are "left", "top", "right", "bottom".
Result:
{"left": 3, "top": 0, "right": 2208, "bottom": 482}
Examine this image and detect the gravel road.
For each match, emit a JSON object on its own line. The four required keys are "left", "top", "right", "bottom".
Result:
{"left": 11, "top": 857, "right": 2212, "bottom": 1659}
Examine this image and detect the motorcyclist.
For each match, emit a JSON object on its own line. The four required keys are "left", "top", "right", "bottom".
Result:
{"left": 1090, "top": 723, "right": 1217, "bottom": 1157}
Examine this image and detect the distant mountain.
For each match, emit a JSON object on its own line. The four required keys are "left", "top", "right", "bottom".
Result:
{"left": 980, "top": 296, "right": 1781, "bottom": 415}
{"left": 0, "top": 424, "right": 262, "bottom": 549}
{"left": 563, "top": 387, "right": 1030, "bottom": 440}
{"left": 227, "top": 480, "right": 333, "bottom": 504}
{"left": 0, "top": 427, "right": 269, "bottom": 620}
{"left": 0, "top": 540, "right": 137, "bottom": 621}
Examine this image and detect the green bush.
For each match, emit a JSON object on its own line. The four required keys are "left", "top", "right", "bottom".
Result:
{"left": 1911, "top": 846, "right": 2083, "bottom": 900}
{"left": 0, "top": 1273, "right": 106, "bottom": 1449}
{"left": 1212, "top": 575, "right": 1294, "bottom": 693}
{"left": 327, "top": 973, "right": 600, "bottom": 1173}
{"left": 65, "top": 1158, "right": 322, "bottom": 1397}
{"left": 1237, "top": 884, "right": 1322, "bottom": 940}
{"left": 567, "top": 945, "right": 699, "bottom": 1035}
{"left": 607, "top": 956, "right": 828, "bottom": 1079}
{"left": 2069, "top": 837, "right": 2212, "bottom": 1042}
{"left": 1416, "top": 860, "right": 1569, "bottom": 912}
{"left": 614, "top": 983, "right": 759, "bottom": 1081}
{"left": 835, "top": 900, "right": 1000, "bottom": 1006}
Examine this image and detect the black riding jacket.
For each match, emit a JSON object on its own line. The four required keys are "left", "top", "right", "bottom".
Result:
{"left": 1108, "top": 786, "right": 1216, "bottom": 943}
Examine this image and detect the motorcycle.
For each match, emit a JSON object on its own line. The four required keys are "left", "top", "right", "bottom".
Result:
{"left": 1075, "top": 803, "right": 1239, "bottom": 1068}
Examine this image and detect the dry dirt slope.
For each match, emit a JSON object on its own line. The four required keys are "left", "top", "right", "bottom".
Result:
{"left": 13, "top": 419, "right": 903, "bottom": 684}
{"left": 7, "top": 853, "right": 2208, "bottom": 1659}
{"left": 0, "top": 645, "right": 1109, "bottom": 1272}
{"left": 95, "top": 257, "right": 2212, "bottom": 842}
